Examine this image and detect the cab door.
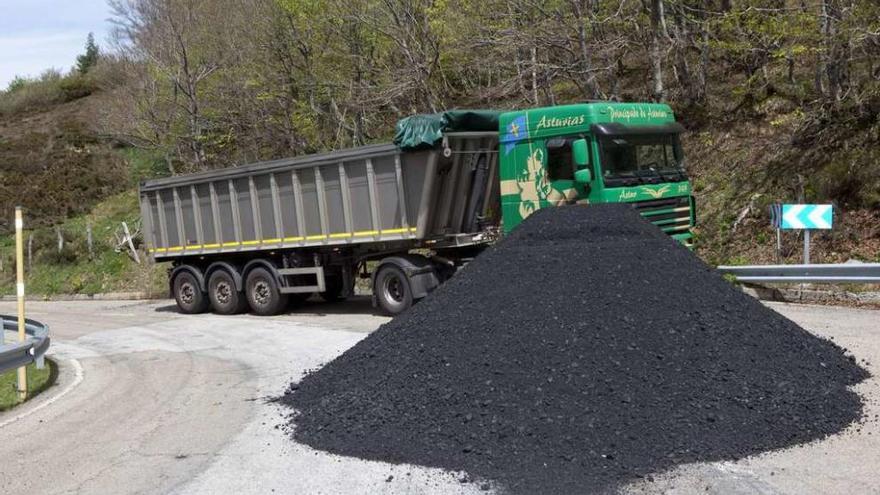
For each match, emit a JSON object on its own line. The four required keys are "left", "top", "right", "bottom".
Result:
{"left": 543, "top": 136, "right": 587, "bottom": 205}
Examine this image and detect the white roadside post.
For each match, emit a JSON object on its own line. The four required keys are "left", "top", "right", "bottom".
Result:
{"left": 15, "top": 207, "right": 27, "bottom": 401}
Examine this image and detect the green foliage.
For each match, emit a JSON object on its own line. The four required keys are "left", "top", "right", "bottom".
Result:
{"left": 119, "top": 148, "right": 172, "bottom": 185}
{"left": 5, "top": 76, "right": 28, "bottom": 93}
{"left": 76, "top": 33, "right": 100, "bottom": 74}
{"left": 58, "top": 74, "right": 96, "bottom": 100}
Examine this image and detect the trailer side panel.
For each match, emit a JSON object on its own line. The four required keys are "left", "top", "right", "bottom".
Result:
{"left": 140, "top": 136, "right": 499, "bottom": 260}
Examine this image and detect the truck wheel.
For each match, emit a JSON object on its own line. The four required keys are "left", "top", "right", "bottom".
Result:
{"left": 374, "top": 265, "right": 412, "bottom": 316}
{"left": 245, "top": 267, "right": 288, "bottom": 316}
{"left": 208, "top": 269, "right": 247, "bottom": 315}
{"left": 173, "top": 271, "right": 209, "bottom": 314}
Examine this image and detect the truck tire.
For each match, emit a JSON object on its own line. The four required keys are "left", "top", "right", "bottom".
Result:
{"left": 374, "top": 265, "right": 413, "bottom": 316}
{"left": 246, "top": 267, "right": 288, "bottom": 316}
{"left": 173, "top": 271, "right": 209, "bottom": 314}
{"left": 208, "top": 269, "right": 247, "bottom": 315}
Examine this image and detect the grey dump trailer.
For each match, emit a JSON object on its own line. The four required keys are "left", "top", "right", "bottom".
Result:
{"left": 140, "top": 132, "right": 500, "bottom": 315}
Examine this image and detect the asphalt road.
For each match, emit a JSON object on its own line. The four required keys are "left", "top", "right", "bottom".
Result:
{"left": 0, "top": 299, "right": 876, "bottom": 494}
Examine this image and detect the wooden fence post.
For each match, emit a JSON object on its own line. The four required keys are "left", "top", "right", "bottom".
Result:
{"left": 27, "top": 233, "right": 33, "bottom": 274}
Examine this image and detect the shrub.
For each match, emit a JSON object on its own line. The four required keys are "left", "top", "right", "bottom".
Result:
{"left": 0, "top": 70, "right": 64, "bottom": 116}
{"left": 0, "top": 69, "right": 99, "bottom": 117}
{"left": 58, "top": 74, "right": 96, "bottom": 101}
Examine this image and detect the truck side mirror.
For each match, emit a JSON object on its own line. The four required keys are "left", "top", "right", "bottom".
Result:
{"left": 574, "top": 168, "right": 592, "bottom": 184}
{"left": 572, "top": 138, "right": 589, "bottom": 167}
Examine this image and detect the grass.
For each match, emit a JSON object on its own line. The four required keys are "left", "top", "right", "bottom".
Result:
{"left": 0, "top": 359, "right": 57, "bottom": 411}
{"left": 0, "top": 191, "right": 167, "bottom": 296}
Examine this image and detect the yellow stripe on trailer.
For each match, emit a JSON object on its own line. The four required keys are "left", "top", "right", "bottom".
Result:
{"left": 152, "top": 226, "right": 421, "bottom": 255}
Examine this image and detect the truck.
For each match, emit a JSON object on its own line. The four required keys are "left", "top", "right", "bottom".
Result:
{"left": 139, "top": 102, "right": 695, "bottom": 316}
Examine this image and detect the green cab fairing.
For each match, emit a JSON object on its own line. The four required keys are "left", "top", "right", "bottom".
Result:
{"left": 496, "top": 102, "right": 694, "bottom": 244}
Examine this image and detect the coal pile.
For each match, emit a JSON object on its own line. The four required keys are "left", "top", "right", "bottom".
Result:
{"left": 282, "top": 204, "right": 867, "bottom": 494}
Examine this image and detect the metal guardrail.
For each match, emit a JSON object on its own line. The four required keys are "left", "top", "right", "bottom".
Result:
{"left": 0, "top": 316, "right": 50, "bottom": 374}
{"left": 717, "top": 263, "right": 880, "bottom": 284}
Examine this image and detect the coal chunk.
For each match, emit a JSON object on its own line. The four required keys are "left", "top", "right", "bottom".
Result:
{"left": 282, "top": 204, "right": 867, "bottom": 494}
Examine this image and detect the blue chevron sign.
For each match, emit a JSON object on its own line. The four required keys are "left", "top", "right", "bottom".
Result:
{"left": 781, "top": 204, "right": 833, "bottom": 230}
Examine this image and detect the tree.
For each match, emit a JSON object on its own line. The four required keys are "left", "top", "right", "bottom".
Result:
{"left": 5, "top": 75, "right": 28, "bottom": 93}
{"left": 98, "top": 0, "right": 880, "bottom": 188}
{"left": 76, "top": 33, "right": 100, "bottom": 74}
{"left": 646, "top": 0, "right": 667, "bottom": 101}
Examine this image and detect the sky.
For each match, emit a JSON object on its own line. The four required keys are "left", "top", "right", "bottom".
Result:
{"left": 0, "top": 0, "right": 114, "bottom": 89}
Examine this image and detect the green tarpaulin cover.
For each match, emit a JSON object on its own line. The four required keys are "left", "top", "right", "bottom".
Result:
{"left": 393, "top": 110, "right": 501, "bottom": 150}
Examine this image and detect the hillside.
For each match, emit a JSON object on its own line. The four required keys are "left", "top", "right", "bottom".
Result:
{"left": 0, "top": 72, "right": 166, "bottom": 295}
{"left": 1, "top": 0, "right": 879, "bottom": 295}
{"left": 0, "top": 76, "right": 129, "bottom": 231}
{"left": 684, "top": 98, "right": 880, "bottom": 265}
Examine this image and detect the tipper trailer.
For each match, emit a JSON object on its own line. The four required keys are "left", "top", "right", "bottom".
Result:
{"left": 140, "top": 102, "right": 696, "bottom": 316}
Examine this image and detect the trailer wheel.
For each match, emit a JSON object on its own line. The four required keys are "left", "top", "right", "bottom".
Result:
{"left": 374, "top": 265, "right": 413, "bottom": 316}
{"left": 245, "top": 267, "right": 288, "bottom": 316}
{"left": 208, "top": 269, "right": 247, "bottom": 315}
{"left": 173, "top": 271, "right": 209, "bottom": 314}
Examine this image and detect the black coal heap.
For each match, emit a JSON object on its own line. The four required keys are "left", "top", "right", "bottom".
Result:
{"left": 282, "top": 204, "right": 866, "bottom": 494}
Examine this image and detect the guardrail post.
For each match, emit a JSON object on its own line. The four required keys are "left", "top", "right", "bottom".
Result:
{"left": 15, "top": 207, "right": 27, "bottom": 401}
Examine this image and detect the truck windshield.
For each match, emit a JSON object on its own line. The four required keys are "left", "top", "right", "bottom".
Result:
{"left": 598, "top": 134, "right": 685, "bottom": 187}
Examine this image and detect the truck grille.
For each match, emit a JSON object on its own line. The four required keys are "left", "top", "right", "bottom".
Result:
{"left": 632, "top": 196, "right": 692, "bottom": 235}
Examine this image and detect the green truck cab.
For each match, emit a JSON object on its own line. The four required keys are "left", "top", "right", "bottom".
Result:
{"left": 497, "top": 102, "right": 694, "bottom": 244}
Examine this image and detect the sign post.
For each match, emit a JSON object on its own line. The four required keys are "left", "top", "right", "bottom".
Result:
{"left": 769, "top": 204, "right": 782, "bottom": 263}
{"left": 15, "top": 207, "right": 27, "bottom": 401}
{"left": 779, "top": 204, "right": 833, "bottom": 265}
{"left": 804, "top": 230, "right": 810, "bottom": 265}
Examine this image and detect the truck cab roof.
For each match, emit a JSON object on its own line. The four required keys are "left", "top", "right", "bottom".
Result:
{"left": 499, "top": 102, "right": 677, "bottom": 142}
